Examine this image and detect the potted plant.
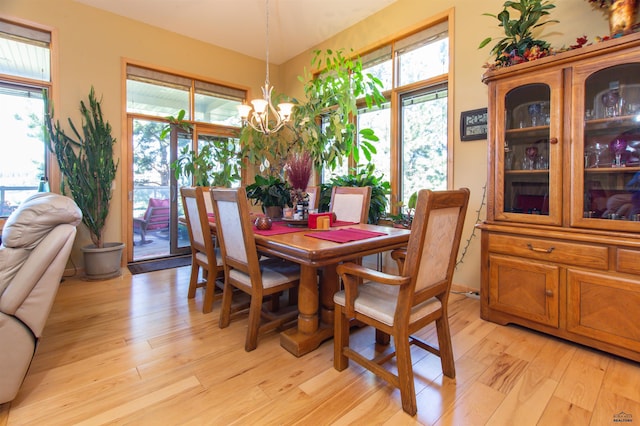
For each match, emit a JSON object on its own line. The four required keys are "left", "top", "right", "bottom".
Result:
{"left": 319, "top": 163, "right": 390, "bottom": 224}
{"left": 44, "top": 87, "right": 123, "bottom": 279}
{"left": 390, "top": 191, "right": 418, "bottom": 229}
{"left": 479, "top": 0, "right": 558, "bottom": 68}
{"left": 246, "top": 174, "right": 292, "bottom": 218}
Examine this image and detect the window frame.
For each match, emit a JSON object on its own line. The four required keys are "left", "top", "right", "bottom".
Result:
{"left": 353, "top": 15, "right": 453, "bottom": 216}
{"left": 0, "top": 17, "right": 55, "bottom": 219}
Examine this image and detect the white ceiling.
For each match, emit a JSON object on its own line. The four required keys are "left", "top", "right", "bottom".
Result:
{"left": 74, "top": 0, "right": 398, "bottom": 64}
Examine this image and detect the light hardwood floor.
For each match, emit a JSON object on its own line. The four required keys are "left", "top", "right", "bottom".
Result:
{"left": 1, "top": 265, "right": 640, "bottom": 425}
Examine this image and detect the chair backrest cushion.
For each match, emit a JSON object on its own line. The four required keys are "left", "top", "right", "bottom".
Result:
{"left": 332, "top": 193, "right": 364, "bottom": 223}
{"left": 214, "top": 194, "right": 249, "bottom": 264}
{"left": 414, "top": 206, "right": 462, "bottom": 292}
{"left": 183, "top": 195, "right": 206, "bottom": 247}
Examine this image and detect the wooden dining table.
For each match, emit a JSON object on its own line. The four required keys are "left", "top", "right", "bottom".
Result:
{"left": 192, "top": 214, "right": 411, "bottom": 356}
{"left": 253, "top": 222, "right": 411, "bottom": 357}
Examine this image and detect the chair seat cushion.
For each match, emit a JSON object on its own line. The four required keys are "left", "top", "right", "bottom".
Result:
{"left": 194, "top": 248, "right": 223, "bottom": 267}
{"left": 229, "top": 260, "right": 299, "bottom": 289}
{"left": 334, "top": 281, "right": 441, "bottom": 327}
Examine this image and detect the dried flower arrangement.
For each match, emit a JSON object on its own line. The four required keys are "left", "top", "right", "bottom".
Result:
{"left": 285, "top": 151, "right": 313, "bottom": 190}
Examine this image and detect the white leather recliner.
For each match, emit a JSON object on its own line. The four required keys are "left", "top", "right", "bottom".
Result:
{"left": 0, "top": 192, "right": 81, "bottom": 403}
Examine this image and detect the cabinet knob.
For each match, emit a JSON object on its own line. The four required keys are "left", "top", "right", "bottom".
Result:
{"left": 549, "top": 137, "right": 558, "bottom": 144}
{"left": 545, "top": 289, "right": 554, "bottom": 297}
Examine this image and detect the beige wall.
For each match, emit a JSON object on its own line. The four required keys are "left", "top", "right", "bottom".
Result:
{"left": 1, "top": 0, "right": 614, "bottom": 288}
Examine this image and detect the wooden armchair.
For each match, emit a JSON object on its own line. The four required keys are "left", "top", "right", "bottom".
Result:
{"left": 210, "top": 187, "right": 300, "bottom": 351}
{"left": 133, "top": 198, "right": 170, "bottom": 245}
{"left": 333, "top": 188, "right": 470, "bottom": 415}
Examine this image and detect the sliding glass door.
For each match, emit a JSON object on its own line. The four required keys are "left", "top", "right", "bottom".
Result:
{"left": 130, "top": 117, "right": 190, "bottom": 262}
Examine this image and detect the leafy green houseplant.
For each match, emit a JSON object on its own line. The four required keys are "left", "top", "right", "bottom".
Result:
{"left": 390, "top": 191, "right": 418, "bottom": 229}
{"left": 319, "top": 164, "right": 390, "bottom": 224}
{"left": 44, "top": 87, "right": 123, "bottom": 279}
{"left": 240, "top": 48, "right": 386, "bottom": 174}
{"left": 479, "top": 0, "right": 558, "bottom": 68}
{"left": 44, "top": 87, "right": 118, "bottom": 249}
{"left": 168, "top": 110, "right": 241, "bottom": 187}
{"left": 246, "top": 174, "right": 292, "bottom": 218}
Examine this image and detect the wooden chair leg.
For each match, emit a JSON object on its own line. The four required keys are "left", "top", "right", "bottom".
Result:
{"left": 375, "top": 328, "right": 391, "bottom": 345}
{"left": 245, "top": 296, "right": 263, "bottom": 352}
{"left": 394, "top": 331, "right": 417, "bottom": 416}
{"left": 187, "top": 259, "right": 199, "bottom": 299}
{"left": 218, "top": 281, "right": 234, "bottom": 329}
{"left": 202, "top": 269, "right": 215, "bottom": 314}
{"left": 435, "top": 316, "right": 456, "bottom": 379}
{"left": 334, "top": 306, "right": 349, "bottom": 371}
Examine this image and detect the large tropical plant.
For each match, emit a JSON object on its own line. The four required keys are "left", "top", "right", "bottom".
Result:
{"left": 44, "top": 87, "right": 118, "bottom": 248}
{"left": 479, "top": 0, "right": 558, "bottom": 68}
{"left": 240, "top": 48, "right": 386, "bottom": 174}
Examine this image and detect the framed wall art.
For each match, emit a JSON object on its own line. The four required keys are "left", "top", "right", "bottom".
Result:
{"left": 460, "top": 108, "right": 488, "bottom": 141}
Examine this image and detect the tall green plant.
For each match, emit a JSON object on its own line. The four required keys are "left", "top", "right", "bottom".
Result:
{"left": 44, "top": 87, "right": 118, "bottom": 248}
{"left": 240, "top": 48, "right": 386, "bottom": 174}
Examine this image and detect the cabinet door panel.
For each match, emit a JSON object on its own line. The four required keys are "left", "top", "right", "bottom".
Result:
{"left": 567, "top": 270, "right": 640, "bottom": 352}
{"left": 488, "top": 254, "right": 559, "bottom": 327}
{"left": 493, "top": 69, "right": 563, "bottom": 226}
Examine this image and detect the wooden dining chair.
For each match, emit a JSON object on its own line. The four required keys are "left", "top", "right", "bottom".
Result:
{"left": 210, "top": 187, "right": 300, "bottom": 351}
{"left": 333, "top": 188, "right": 470, "bottom": 415}
{"left": 330, "top": 186, "right": 372, "bottom": 223}
{"left": 180, "top": 186, "right": 224, "bottom": 314}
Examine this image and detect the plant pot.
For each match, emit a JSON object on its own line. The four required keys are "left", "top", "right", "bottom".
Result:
{"left": 609, "top": 0, "right": 638, "bottom": 35}
{"left": 82, "top": 242, "right": 125, "bottom": 280}
{"left": 264, "top": 206, "right": 283, "bottom": 219}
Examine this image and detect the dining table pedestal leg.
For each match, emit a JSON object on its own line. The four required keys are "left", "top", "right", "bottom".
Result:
{"left": 280, "top": 264, "right": 335, "bottom": 357}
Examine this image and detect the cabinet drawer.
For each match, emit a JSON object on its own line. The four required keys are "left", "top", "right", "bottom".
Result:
{"left": 617, "top": 248, "right": 640, "bottom": 275}
{"left": 488, "top": 234, "right": 608, "bottom": 270}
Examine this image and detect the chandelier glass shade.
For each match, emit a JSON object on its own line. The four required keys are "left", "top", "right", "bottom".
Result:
{"left": 238, "top": 0, "right": 293, "bottom": 135}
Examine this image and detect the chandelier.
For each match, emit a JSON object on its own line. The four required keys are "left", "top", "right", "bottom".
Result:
{"left": 237, "top": 0, "right": 294, "bottom": 135}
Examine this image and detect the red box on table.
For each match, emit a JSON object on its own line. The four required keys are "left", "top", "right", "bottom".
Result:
{"left": 308, "top": 212, "right": 334, "bottom": 229}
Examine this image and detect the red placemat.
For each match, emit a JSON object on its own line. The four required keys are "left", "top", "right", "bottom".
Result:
{"left": 253, "top": 221, "right": 305, "bottom": 236}
{"left": 305, "top": 227, "right": 386, "bottom": 243}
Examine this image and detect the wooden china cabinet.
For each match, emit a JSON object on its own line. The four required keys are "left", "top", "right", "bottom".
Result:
{"left": 479, "top": 32, "right": 640, "bottom": 362}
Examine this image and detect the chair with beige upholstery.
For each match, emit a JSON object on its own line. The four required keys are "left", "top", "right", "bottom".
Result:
{"left": 0, "top": 192, "right": 81, "bottom": 403}
{"left": 333, "top": 188, "right": 470, "bottom": 415}
{"left": 330, "top": 186, "right": 372, "bottom": 224}
{"left": 210, "top": 187, "right": 300, "bottom": 351}
{"left": 180, "top": 186, "right": 224, "bottom": 314}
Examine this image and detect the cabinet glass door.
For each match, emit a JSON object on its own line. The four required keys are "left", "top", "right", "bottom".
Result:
{"left": 576, "top": 63, "right": 640, "bottom": 230}
{"left": 496, "top": 70, "right": 562, "bottom": 225}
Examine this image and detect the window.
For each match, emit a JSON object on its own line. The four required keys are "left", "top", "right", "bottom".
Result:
{"left": 0, "top": 19, "right": 51, "bottom": 217}
{"left": 355, "top": 19, "right": 450, "bottom": 214}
